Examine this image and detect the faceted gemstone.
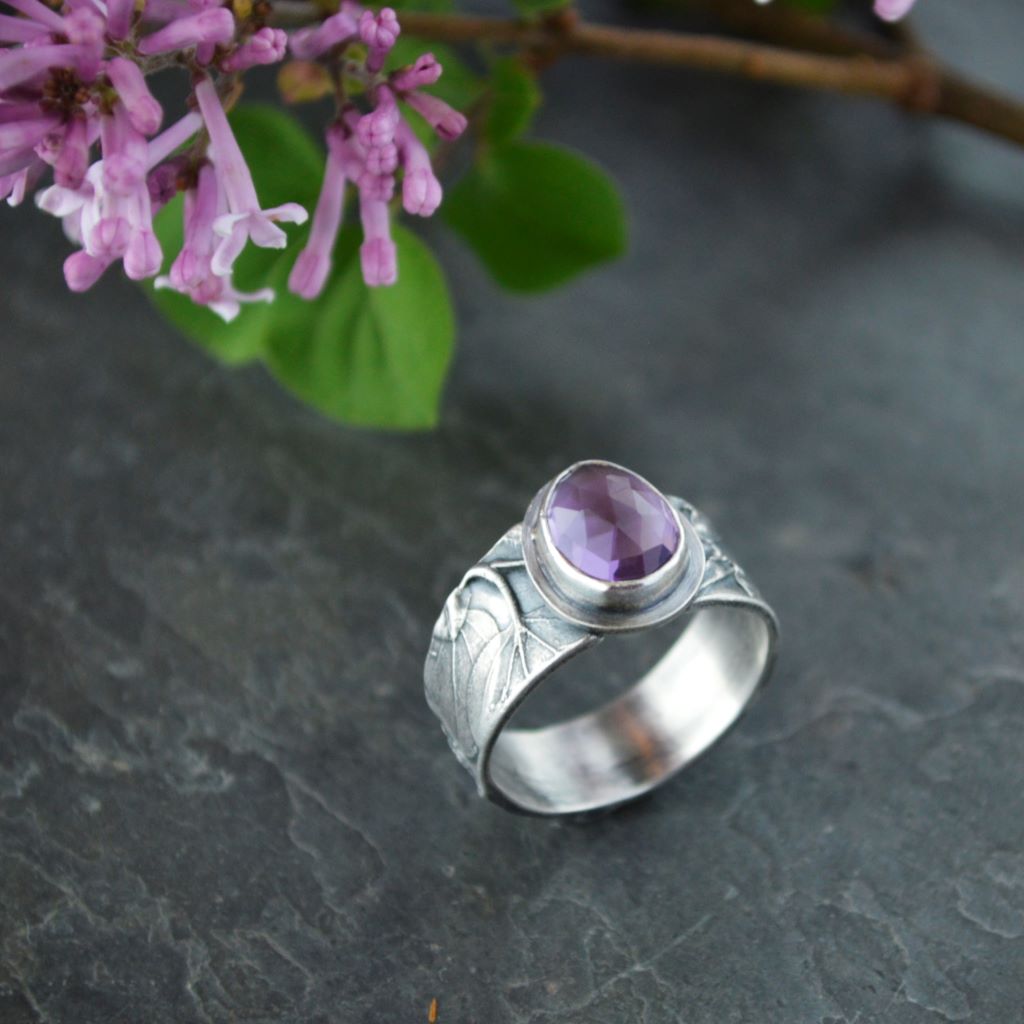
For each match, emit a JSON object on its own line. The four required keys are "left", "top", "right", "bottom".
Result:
{"left": 544, "top": 463, "right": 680, "bottom": 582}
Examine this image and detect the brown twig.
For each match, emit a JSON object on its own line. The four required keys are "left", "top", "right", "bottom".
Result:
{"left": 678, "top": 0, "right": 899, "bottom": 58}
{"left": 269, "top": 3, "right": 1024, "bottom": 149}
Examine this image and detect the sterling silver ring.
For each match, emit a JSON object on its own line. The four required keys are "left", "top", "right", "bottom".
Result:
{"left": 424, "top": 460, "right": 779, "bottom": 817}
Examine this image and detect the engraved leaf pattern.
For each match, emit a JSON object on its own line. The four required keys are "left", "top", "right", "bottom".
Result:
{"left": 675, "top": 498, "right": 759, "bottom": 603}
{"left": 424, "top": 529, "right": 592, "bottom": 768}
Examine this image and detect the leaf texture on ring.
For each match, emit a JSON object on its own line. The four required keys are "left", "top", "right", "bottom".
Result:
{"left": 424, "top": 529, "right": 594, "bottom": 769}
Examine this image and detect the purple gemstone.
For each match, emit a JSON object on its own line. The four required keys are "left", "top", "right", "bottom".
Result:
{"left": 544, "top": 463, "right": 680, "bottom": 582}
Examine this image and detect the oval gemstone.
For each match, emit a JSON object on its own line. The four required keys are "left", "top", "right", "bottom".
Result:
{"left": 544, "top": 463, "right": 680, "bottom": 582}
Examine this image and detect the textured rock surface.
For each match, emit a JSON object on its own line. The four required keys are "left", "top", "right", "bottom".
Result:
{"left": 3, "top": 4, "right": 1024, "bottom": 1022}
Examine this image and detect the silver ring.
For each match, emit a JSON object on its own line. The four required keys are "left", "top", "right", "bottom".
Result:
{"left": 424, "top": 460, "right": 779, "bottom": 817}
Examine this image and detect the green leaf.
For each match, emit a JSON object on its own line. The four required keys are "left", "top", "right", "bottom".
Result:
{"left": 485, "top": 58, "right": 541, "bottom": 145}
{"left": 148, "top": 104, "right": 455, "bottom": 429}
{"left": 262, "top": 226, "right": 455, "bottom": 430}
{"left": 224, "top": 105, "right": 324, "bottom": 211}
{"left": 444, "top": 140, "right": 627, "bottom": 292}
{"left": 150, "top": 104, "right": 323, "bottom": 365}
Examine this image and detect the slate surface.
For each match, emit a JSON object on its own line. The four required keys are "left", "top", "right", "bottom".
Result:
{"left": 3, "top": 4, "right": 1024, "bottom": 1022}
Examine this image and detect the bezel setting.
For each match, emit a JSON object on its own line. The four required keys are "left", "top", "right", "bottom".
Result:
{"left": 521, "top": 460, "right": 705, "bottom": 633}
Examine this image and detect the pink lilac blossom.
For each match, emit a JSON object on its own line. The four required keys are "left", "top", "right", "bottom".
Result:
{"left": 391, "top": 53, "right": 441, "bottom": 92}
{"left": 403, "top": 90, "right": 467, "bottom": 142}
{"left": 288, "top": 124, "right": 348, "bottom": 300}
{"left": 54, "top": 113, "right": 88, "bottom": 187}
{"left": 874, "top": 0, "right": 918, "bottom": 21}
{"left": 0, "top": 43, "right": 94, "bottom": 91}
{"left": 63, "top": 6, "right": 105, "bottom": 80}
{"left": 220, "top": 27, "right": 287, "bottom": 73}
{"left": 107, "top": 58, "right": 163, "bottom": 135}
{"left": 136, "top": 8, "right": 235, "bottom": 56}
{"left": 359, "top": 192, "right": 396, "bottom": 286}
{"left": 359, "top": 7, "right": 399, "bottom": 74}
{"left": 285, "top": 9, "right": 467, "bottom": 298}
{"left": 105, "top": 0, "right": 135, "bottom": 40}
{"left": 1, "top": 0, "right": 464, "bottom": 313}
{"left": 288, "top": 9, "right": 358, "bottom": 61}
{"left": 155, "top": 160, "right": 274, "bottom": 321}
{"left": 5, "top": 0, "right": 65, "bottom": 33}
{"left": 395, "top": 119, "right": 441, "bottom": 217}
{"left": 0, "top": 13, "right": 49, "bottom": 42}
{"left": 193, "top": 75, "right": 307, "bottom": 276}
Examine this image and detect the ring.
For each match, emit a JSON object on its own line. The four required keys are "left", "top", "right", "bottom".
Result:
{"left": 423, "top": 460, "right": 779, "bottom": 816}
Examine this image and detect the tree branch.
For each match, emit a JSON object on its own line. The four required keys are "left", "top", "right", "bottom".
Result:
{"left": 269, "top": 3, "right": 1024, "bottom": 149}
{"left": 678, "top": 0, "right": 900, "bottom": 59}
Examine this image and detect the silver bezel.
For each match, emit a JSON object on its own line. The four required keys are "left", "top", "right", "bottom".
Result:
{"left": 521, "top": 460, "right": 706, "bottom": 633}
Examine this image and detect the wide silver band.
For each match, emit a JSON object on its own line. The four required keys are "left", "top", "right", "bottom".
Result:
{"left": 424, "top": 492, "right": 778, "bottom": 817}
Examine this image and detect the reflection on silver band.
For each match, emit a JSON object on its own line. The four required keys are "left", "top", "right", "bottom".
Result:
{"left": 424, "top": 477, "right": 779, "bottom": 817}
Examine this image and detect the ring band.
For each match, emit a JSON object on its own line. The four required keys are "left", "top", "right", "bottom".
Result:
{"left": 424, "top": 461, "right": 779, "bottom": 817}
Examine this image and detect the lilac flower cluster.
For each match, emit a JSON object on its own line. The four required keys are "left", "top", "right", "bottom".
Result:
{"left": 287, "top": 7, "right": 466, "bottom": 296}
{"left": 1, "top": 0, "right": 465, "bottom": 321}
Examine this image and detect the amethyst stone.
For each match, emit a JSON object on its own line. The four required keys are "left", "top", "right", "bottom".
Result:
{"left": 544, "top": 463, "right": 681, "bottom": 582}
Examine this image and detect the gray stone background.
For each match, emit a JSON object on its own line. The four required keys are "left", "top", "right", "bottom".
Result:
{"left": 3, "top": 2, "right": 1024, "bottom": 1022}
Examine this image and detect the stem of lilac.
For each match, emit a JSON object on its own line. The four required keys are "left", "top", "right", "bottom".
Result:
{"left": 264, "top": 6, "right": 1024, "bottom": 152}
{"left": 192, "top": 77, "right": 258, "bottom": 212}
{"left": 146, "top": 111, "right": 202, "bottom": 169}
